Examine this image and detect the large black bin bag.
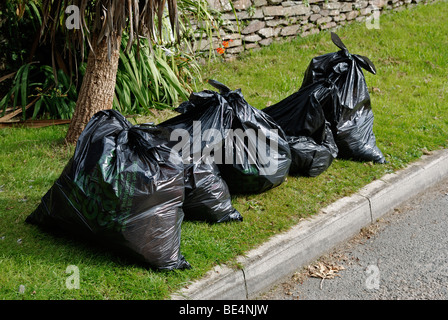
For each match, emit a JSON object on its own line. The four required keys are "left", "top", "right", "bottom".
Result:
{"left": 263, "top": 80, "right": 339, "bottom": 177}
{"left": 26, "top": 110, "right": 190, "bottom": 270}
{"left": 158, "top": 89, "right": 242, "bottom": 222}
{"left": 301, "top": 32, "right": 386, "bottom": 164}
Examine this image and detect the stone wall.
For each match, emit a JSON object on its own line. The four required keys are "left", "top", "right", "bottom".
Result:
{"left": 198, "top": 0, "right": 433, "bottom": 57}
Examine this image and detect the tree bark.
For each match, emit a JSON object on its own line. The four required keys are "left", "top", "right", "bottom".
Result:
{"left": 65, "top": 32, "right": 122, "bottom": 144}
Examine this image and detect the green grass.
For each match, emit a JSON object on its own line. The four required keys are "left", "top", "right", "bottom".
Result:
{"left": 1, "top": 1, "right": 448, "bottom": 300}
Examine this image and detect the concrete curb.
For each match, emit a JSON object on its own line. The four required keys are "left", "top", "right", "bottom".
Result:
{"left": 171, "top": 149, "right": 448, "bottom": 300}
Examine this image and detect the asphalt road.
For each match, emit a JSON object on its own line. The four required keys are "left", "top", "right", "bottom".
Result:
{"left": 258, "top": 176, "right": 448, "bottom": 300}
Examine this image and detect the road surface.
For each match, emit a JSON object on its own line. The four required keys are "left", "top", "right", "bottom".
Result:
{"left": 258, "top": 176, "right": 448, "bottom": 300}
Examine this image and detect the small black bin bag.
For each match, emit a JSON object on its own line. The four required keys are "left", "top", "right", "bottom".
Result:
{"left": 158, "top": 88, "right": 242, "bottom": 222}
{"left": 263, "top": 80, "right": 339, "bottom": 177}
{"left": 301, "top": 32, "right": 386, "bottom": 164}
{"left": 182, "top": 161, "right": 242, "bottom": 223}
{"left": 26, "top": 110, "right": 190, "bottom": 270}
{"left": 208, "top": 80, "right": 292, "bottom": 195}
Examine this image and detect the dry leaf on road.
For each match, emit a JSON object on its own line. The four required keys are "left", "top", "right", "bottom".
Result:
{"left": 307, "top": 262, "right": 345, "bottom": 279}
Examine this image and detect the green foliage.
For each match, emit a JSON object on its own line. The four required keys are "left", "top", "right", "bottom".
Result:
{"left": 113, "top": 36, "right": 202, "bottom": 115}
{"left": 30, "top": 66, "right": 78, "bottom": 120}
{"left": 111, "top": 0, "right": 224, "bottom": 116}
{"left": 177, "top": 0, "right": 225, "bottom": 58}
{"left": 0, "top": 62, "right": 78, "bottom": 120}
{"left": 0, "top": 0, "right": 80, "bottom": 120}
{"left": 1, "top": 0, "right": 219, "bottom": 120}
{"left": 0, "top": 1, "right": 42, "bottom": 97}
{"left": 112, "top": 0, "right": 221, "bottom": 115}
{"left": 0, "top": 63, "right": 34, "bottom": 119}
{"left": 0, "top": 1, "right": 41, "bottom": 70}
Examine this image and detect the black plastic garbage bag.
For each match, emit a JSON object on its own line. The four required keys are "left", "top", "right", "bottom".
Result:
{"left": 162, "top": 80, "right": 291, "bottom": 195}
{"left": 287, "top": 126, "right": 338, "bottom": 177}
{"left": 208, "top": 80, "right": 291, "bottom": 194}
{"left": 26, "top": 110, "right": 190, "bottom": 270}
{"left": 182, "top": 161, "right": 242, "bottom": 223}
{"left": 158, "top": 90, "right": 242, "bottom": 222}
{"left": 301, "top": 32, "right": 386, "bottom": 164}
{"left": 263, "top": 80, "right": 339, "bottom": 177}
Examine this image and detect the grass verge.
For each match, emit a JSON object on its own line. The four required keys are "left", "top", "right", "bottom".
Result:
{"left": 1, "top": 1, "right": 447, "bottom": 300}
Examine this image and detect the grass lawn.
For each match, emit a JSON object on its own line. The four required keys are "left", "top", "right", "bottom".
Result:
{"left": 1, "top": 1, "right": 447, "bottom": 300}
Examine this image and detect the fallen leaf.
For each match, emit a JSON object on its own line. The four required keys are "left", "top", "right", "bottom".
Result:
{"left": 421, "top": 148, "right": 432, "bottom": 155}
{"left": 307, "top": 261, "right": 345, "bottom": 279}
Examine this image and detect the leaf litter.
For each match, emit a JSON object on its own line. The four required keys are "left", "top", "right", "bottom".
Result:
{"left": 307, "top": 261, "right": 345, "bottom": 289}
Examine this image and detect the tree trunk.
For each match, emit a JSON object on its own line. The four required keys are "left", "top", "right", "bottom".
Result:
{"left": 65, "top": 33, "right": 122, "bottom": 144}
